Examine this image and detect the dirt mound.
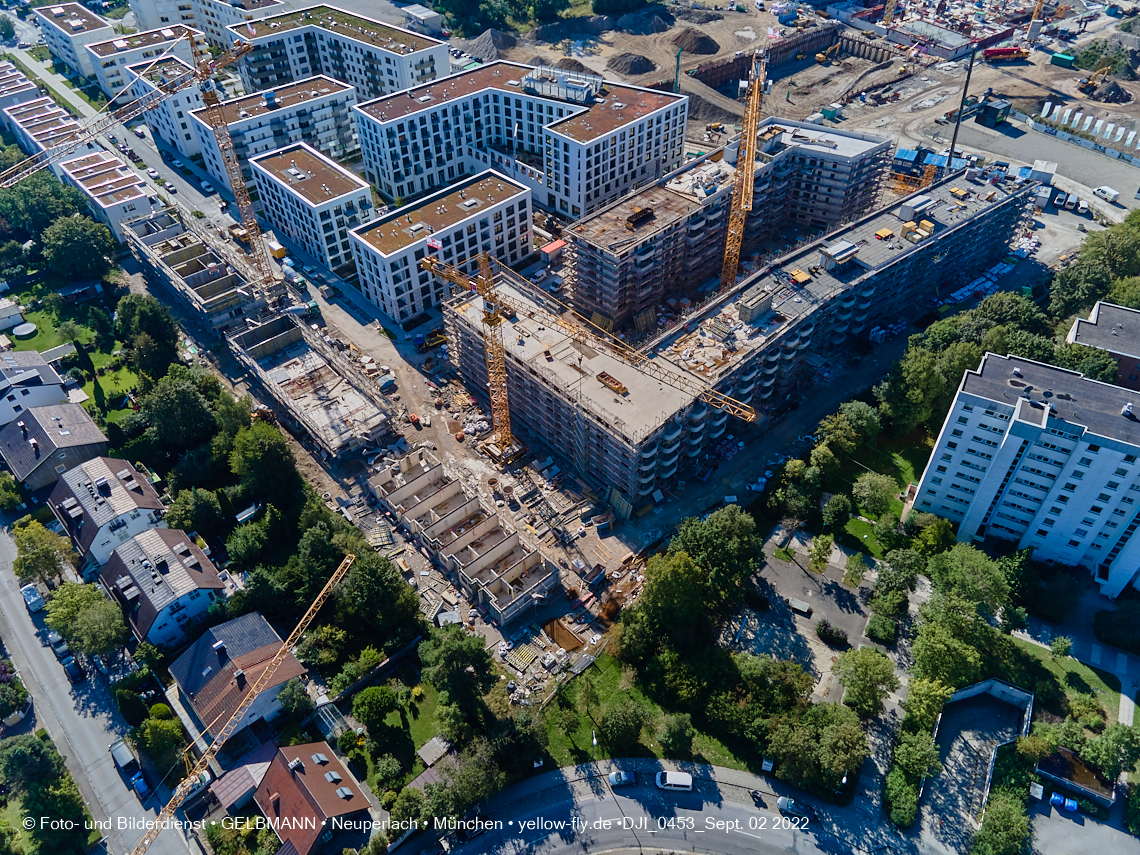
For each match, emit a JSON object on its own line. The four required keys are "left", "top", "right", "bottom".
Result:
{"left": 526, "top": 54, "right": 548, "bottom": 66}
{"left": 673, "top": 28, "right": 719, "bottom": 55}
{"left": 457, "top": 28, "right": 517, "bottom": 62}
{"left": 678, "top": 9, "right": 723, "bottom": 24}
{"left": 618, "top": 10, "right": 671, "bottom": 34}
{"left": 607, "top": 52, "right": 656, "bottom": 75}
{"left": 555, "top": 57, "right": 591, "bottom": 73}
{"left": 1090, "top": 79, "right": 1132, "bottom": 103}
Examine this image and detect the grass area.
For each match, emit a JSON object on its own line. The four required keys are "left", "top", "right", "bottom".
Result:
{"left": 27, "top": 46, "right": 48, "bottom": 63}
{"left": 543, "top": 653, "right": 757, "bottom": 772}
{"left": 774, "top": 546, "right": 795, "bottom": 562}
{"left": 10, "top": 308, "right": 65, "bottom": 352}
{"left": 564, "top": 0, "right": 595, "bottom": 17}
{"left": 361, "top": 680, "right": 441, "bottom": 794}
{"left": 1011, "top": 637, "right": 1122, "bottom": 723}
{"left": 842, "top": 516, "right": 884, "bottom": 558}
{"left": 105, "top": 4, "right": 131, "bottom": 18}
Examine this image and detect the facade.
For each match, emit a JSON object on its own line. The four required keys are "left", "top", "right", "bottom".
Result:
{"left": 1067, "top": 301, "right": 1140, "bottom": 391}
{"left": 445, "top": 174, "right": 1036, "bottom": 504}
{"left": 369, "top": 449, "right": 560, "bottom": 626}
{"left": 35, "top": 3, "right": 114, "bottom": 79}
{"left": 228, "top": 5, "right": 448, "bottom": 101}
{"left": 4, "top": 97, "right": 87, "bottom": 172}
{"left": 129, "top": 0, "right": 284, "bottom": 43}
{"left": 47, "top": 457, "right": 165, "bottom": 568}
{"left": 567, "top": 120, "right": 891, "bottom": 328}
{"left": 59, "top": 151, "right": 161, "bottom": 242}
{"left": 191, "top": 76, "right": 357, "bottom": 192}
{"left": 251, "top": 142, "right": 373, "bottom": 272}
{"left": 128, "top": 57, "right": 204, "bottom": 157}
{"left": 0, "top": 63, "right": 41, "bottom": 132}
{"left": 353, "top": 61, "right": 688, "bottom": 218}
{"left": 0, "top": 404, "right": 109, "bottom": 491}
{"left": 913, "top": 352, "right": 1140, "bottom": 598}
{"left": 0, "top": 352, "right": 67, "bottom": 429}
{"left": 128, "top": 0, "right": 196, "bottom": 32}
{"left": 85, "top": 25, "right": 205, "bottom": 100}
{"left": 168, "top": 612, "right": 305, "bottom": 738}
{"left": 101, "top": 527, "right": 223, "bottom": 646}
{"left": 350, "top": 171, "right": 531, "bottom": 320}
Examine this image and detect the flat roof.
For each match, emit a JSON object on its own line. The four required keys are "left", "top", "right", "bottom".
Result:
{"left": 0, "top": 72, "right": 37, "bottom": 99}
{"left": 35, "top": 3, "right": 110, "bottom": 33}
{"left": 128, "top": 55, "right": 194, "bottom": 87}
{"left": 356, "top": 60, "right": 684, "bottom": 144}
{"left": 354, "top": 170, "right": 527, "bottom": 256}
{"left": 60, "top": 151, "right": 148, "bottom": 206}
{"left": 87, "top": 24, "right": 199, "bottom": 58}
{"left": 898, "top": 19, "right": 971, "bottom": 48}
{"left": 190, "top": 75, "right": 351, "bottom": 126}
{"left": 236, "top": 5, "right": 443, "bottom": 55}
{"left": 1070, "top": 302, "right": 1140, "bottom": 358}
{"left": 569, "top": 184, "right": 699, "bottom": 251}
{"left": 251, "top": 142, "right": 367, "bottom": 206}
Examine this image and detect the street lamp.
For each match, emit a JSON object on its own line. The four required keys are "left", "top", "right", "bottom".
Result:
{"left": 592, "top": 730, "right": 597, "bottom": 763}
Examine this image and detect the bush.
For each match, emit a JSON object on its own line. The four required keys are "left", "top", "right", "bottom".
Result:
{"left": 115, "top": 688, "right": 148, "bottom": 726}
{"left": 884, "top": 766, "right": 918, "bottom": 827}
{"left": 866, "top": 614, "right": 898, "bottom": 645}
{"left": 816, "top": 619, "right": 849, "bottom": 648}
{"left": 1126, "top": 782, "right": 1140, "bottom": 835}
{"left": 870, "top": 587, "right": 908, "bottom": 618}
{"left": 380, "top": 790, "right": 398, "bottom": 811}
{"left": 1077, "top": 796, "right": 1110, "bottom": 820}
{"left": 148, "top": 702, "right": 173, "bottom": 720}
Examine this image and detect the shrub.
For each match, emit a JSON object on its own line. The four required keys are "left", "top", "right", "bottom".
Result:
{"left": 816, "top": 619, "right": 848, "bottom": 648}
{"left": 870, "top": 587, "right": 908, "bottom": 618}
{"left": 866, "top": 614, "right": 898, "bottom": 645}
{"left": 380, "top": 790, "right": 398, "bottom": 811}
{"left": 148, "top": 703, "right": 173, "bottom": 720}
{"left": 1126, "top": 783, "right": 1140, "bottom": 835}
{"left": 1077, "top": 797, "right": 1110, "bottom": 820}
{"left": 115, "top": 688, "right": 148, "bottom": 726}
{"left": 884, "top": 766, "right": 918, "bottom": 827}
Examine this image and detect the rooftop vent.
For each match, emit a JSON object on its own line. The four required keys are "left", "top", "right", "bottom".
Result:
{"left": 312, "top": 753, "right": 329, "bottom": 765}
{"left": 1124, "top": 402, "right": 1134, "bottom": 417}
{"left": 324, "top": 771, "right": 342, "bottom": 783}
{"left": 288, "top": 757, "right": 303, "bottom": 771}
{"left": 335, "top": 786, "right": 353, "bottom": 799}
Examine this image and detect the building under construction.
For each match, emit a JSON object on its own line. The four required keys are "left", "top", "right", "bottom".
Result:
{"left": 229, "top": 315, "right": 392, "bottom": 458}
{"left": 566, "top": 119, "right": 891, "bottom": 330}
{"left": 445, "top": 172, "right": 1036, "bottom": 508}
{"left": 369, "top": 448, "right": 558, "bottom": 626}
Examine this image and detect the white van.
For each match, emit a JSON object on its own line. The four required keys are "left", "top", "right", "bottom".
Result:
{"left": 1065, "top": 194, "right": 1077, "bottom": 210}
{"left": 655, "top": 771, "right": 694, "bottom": 792}
{"left": 1095, "top": 186, "right": 1120, "bottom": 203}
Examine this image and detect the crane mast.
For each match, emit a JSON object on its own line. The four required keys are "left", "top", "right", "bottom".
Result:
{"left": 128, "top": 553, "right": 357, "bottom": 855}
{"left": 719, "top": 55, "right": 766, "bottom": 293}
{"left": 882, "top": 0, "right": 900, "bottom": 26}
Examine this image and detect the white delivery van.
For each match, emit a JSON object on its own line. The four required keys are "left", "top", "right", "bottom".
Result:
{"left": 655, "top": 771, "right": 694, "bottom": 792}
{"left": 1065, "top": 194, "right": 1077, "bottom": 210}
{"left": 1095, "top": 186, "right": 1120, "bottom": 203}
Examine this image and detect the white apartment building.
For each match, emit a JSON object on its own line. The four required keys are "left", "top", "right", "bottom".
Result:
{"left": 0, "top": 63, "right": 41, "bottom": 132}
{"left": 914, "top": 352, "right": 1140, "bottom": 598}
{"left": 251, "top": 142, "right": 374, "bottom": 271}
{"left": 86, "top": 25, "right": 205, "bottom": 100}
{"left": 59, "top": 151, "right": 160, "bottom": 242}
{"left": 354, "top": 61, "right": 688, "bottom": 219}
{"left": 35, "top": 3, "right": 114, "bottom": 79}
{"left": 4, "top": 97, "right": 89, "bottom": 175}
{"left": 192, "top": 0, "right": 285, "bottom": 45}
{"left": 227, "top": 5, "right": 449, "bottom": 101}
{"left": 128, "top": 0, "right": 195, "bottom": 32}
{"left": 191, "top": 76, "right": 357, "bottom": 192}
{"left": 128, "top": 56, "right": 203, "bottom": 157}
{"left": 350, "top": 170, "right": 531, "bottom": 321}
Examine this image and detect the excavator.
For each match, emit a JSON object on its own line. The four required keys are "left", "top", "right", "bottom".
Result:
{"left": 1078, "top": 65, "right": 1112, "bottom": 93}
{"left": 815, "top": 43, "right": 841, "bottom": 64}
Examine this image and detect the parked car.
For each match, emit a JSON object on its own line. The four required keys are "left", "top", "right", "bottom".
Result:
{"left": 655, "top": 771, "right": 693, "bottom": 792}
{"left": 133, "top": 127, "right": 145, "bottom": 139}
{"left": 1054, "top": 192, "right": 1067, "bottom": 207}
{"left": 129, "top": 771, "right": 150, "bottom": 799}
{"left": 200, "top": 181, "right": 215, "bottom": 193}
{"left": 107, "top": 133, "right": 117, "bottom": 143}
{"left": 171, "top": 159, "right": 185, "bottom": 169}
{"left": 455, "top": 812, "right": 489, "bottom": 843}
{"left": 16, "top": 43, "right": 29, "bottom": 49}
{"left": 1078, "top": 199, "right": 1090, "bottom": 215}
{"left": 608, "top": 771, "right": 635, "bottom": 787}
{"left": 110, "top": 738, "right": 140, "bottom": 775}
{"left": 776, "top": 796, "right": 813, "bottom": 819}
{"left": 20, "top": 584, "right": 44, "bottom": 613}
{"left": 61, "top": 656, "right": 85, "bottom": 684}
{"left": 146, "top": 168, "right": 159, "bottom": 178}
{"left": 166, "top": 184, "right": 177, "bottom": 193}
{"left": 46, "top": 631, "right": 69, "bottom": 660}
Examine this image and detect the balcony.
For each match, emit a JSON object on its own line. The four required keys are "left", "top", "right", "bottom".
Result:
{"left": 662, "top": 423, "right": 683, "bottom": 442}
{"left": 838, "top": 294, "right": 857, "bottom": 309}
{"left": 738, "top": 378, "right": 757, "bottom": 395}
{"left": 708, "top": 422, "right": 727, "bottom": 440}
{"left": 757, "top": 385, "right": 774, "bottom": 400}
{"left": 834, "top": 306, "right": 853, "bottom": 321}
{"left": 639, "top": 456, "right": 656, "bottom": 472}
{"left": 639, "top": 469, "right": 656, "bottom": 485}
{"left": 688, "top": 426, "right": 705, "bottom": 444}
{"left": 764, "top": 349, "right": 781, "bottom": 364}
{"left": 689, "top": 402, "right": 709, "bottom": 422}
{"left": 659, "top": 461, "right": 679, "bottom": 479}
{"left": 639, "top": 444, "right": 658, "bottom": 460}
{"left": 739, "top": 365, "right": 759, "bottom": 383}
{"left": 710, "top": 408, "right": 729, "bottom": 425}
{"left": 686, "top": 444, "right": 702, "bottom": 457}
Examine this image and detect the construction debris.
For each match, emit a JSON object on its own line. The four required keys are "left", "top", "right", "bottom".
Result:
{"left": 1090, "top": 79, "right": 1132, "bottom": 104}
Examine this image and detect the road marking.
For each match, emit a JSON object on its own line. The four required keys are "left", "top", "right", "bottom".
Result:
{"left": 732, "top": 829, "right": 768, "bottom": 841}
{"left": 1091, "top": 643, "right": 1102, "bottom": 665}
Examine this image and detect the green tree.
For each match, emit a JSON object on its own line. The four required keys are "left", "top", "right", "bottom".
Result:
{"left": 852, "top": 472, "right": 896, "bottom": 517}
{"left": 832, "top": 647, "right": 899, "bottom": 717}
{"left": 166, "top": 488, "right": 226, "bottom": 539}
{"left": 116, "top": 295, "right": 180, "bottom": 381}
{"left": 822, "top": 493, "right": 852, "bottom": 529}
{"left": 0, "top": 472, "right": 20, "bottom": 512}
{"left": 71, "top": 599, "right": 127, "bottom": 656}
{"left": 1081, "top": 723, "right": 1140, "bottom": 780}
{"left": 658, "top": 713, "right": 695, "bottom": 757}
{"left": 86, "top": 305, "right": 114, "bottom": 347}
{"left": 629, "top": 551, "right": 715, "bottom": 654}
{"left": 838, "top": 400, "right": 882, "bottom": 443}
{"left": 902, "top": 678, "right": 953, "bottom": 731}
{"left": 972, "top": 292, "right": 1052, "bottom": 338}
{"left": 817, "top": 412, "right": 858, "bottom": 455}
{"left": 927, "top": 544, "right": 1010, "bottom": 617}
{"left": 0, "top": 734, "right": 62, "bottom": 790}
{"left": 41, "top": 215, "right": 114, "bottom": 280}
{"left": 810, "top": 443, "right": 839, "bottom": 471}
{"left": 390, "top": 787, "right": 426, "bottom": 827}
{"left": 226, "top": 523, "right": 268, "bottom": 570}
{"left": 1052, "top": 342, "right": 1118, "bottom": 382}
{"left": 1050, "top": 636, "right": 1073, "bottom": 659}
{"left": 277, "top": 678, "right": 314, "bottom": 717}
{"left": 14, "top": 521, "right": 77, "bottom": 586}
{"left": 334, "top": 552, "right": 423, "bottom": 652}
{"left": 55, "top": 320, "right": 82, "bottom": 344}
{"left": 668, "top": 505, "right": 761, "bottom": 607}
{"left": 26, "top": 774, "right": 86, "bottom": 851}
{"left": 296, "top": 624, "right": 347, "bottom": 667}
{"left": 880, "top": 549, "right": 924, "bottom": 593}
{"left": 530, "top": 0, "right": 568, "bottom": 21}
{"left": 132, "top": 716, "right": 184, "bottom": 765}
{"left": 914, "top": 517, "right": 955, "bottom": 556}
{"left": 230, "top": 421, "right": 304, "bottom": 509}
{"left": 808, "top": 533, "right": 834, "bottom": 573}
{"left": 0, "top": 19, "right": 14, "bottom": 40}
{"left": 894, "top": 730, "right": 942, "bottom": 778}
{"left": 139, "top": 370, "right": 217, "bottom": 454}
{"left": 0, "top": 172, "right": 86, "bottom": 240}
{"left": 354, "top": 686, "right": 399, "bottom": 732}
{"left": 419, "top": 625, "right": 495, "bottom": 706}
{"left": 969, "top": 790, "right": 1030, "bottom": 855}
{"left": 911, "top": 620, "right": 982, "bottom": 688}
{"left": 44, "top": 582, "right": 104, "bottom": 639}
{"left": 579, "top": 678, "right": 599, "bottom": 717}
{"left": 599, "top": 699, "right": 647, "bottom": 748}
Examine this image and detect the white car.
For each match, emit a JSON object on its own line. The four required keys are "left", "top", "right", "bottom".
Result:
{"left": 200, "top": 181, "right": 216, "bottom": 194}
{"left": 146, "top": 168, "right": 159, "bottom": 178}
{"left": 20, "top": 584, "right": 44, "bottom": 613}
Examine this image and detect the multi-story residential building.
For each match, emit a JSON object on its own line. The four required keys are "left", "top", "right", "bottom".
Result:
{"left": 0, "top": 404, "right": 109, "bottom": 491}
{"left": 193, "top": 0, "right": 285, "bottom": 46}
{"left": 59, "top": 151, "right": 160, "bottom": 241}
{"left": 1067, "top": 301, "right": 1140, "bottom": 391}
{"left": 251, "top": 142, "right": 373, "bottom": 272}
{"left": 913, "top": 352, "right": 1140, "bottom": 598}
{"left": 128, "top": 0, "right": 195, "bottom": 32}
{"left": 0, "top": 352, "right": 67, "bottom": 429}
{"left": 350, "top": 171, "right": 531, "bottom": 320}
{"left": 0, "top": 63, "right": 41, "bottom": 132}
{"left": 354, "top": 61, "right": 688, "bottom": 218}
{"left": 35, "top": 3, "right": 114, "bottom": 79}
{"left": 566, "top": 120, "right": 891, "bottom": 328}
{"left": 3, "top": 97, "right": 89, "bottom": 176}
{"left": 228, "top": 5, "right": 448, "bottom": 100}
{"left": 128, "top": 57, "right": 203, "bottom": 157}
{"left": 102, "top": 528, "right": 224, "bottom": 646}
{"left": 445, "top": 173, "right": 1036, "bottom": 505}
{"left": 191, "top": 76, "right": 357, "bottom": 192}
{"left": 86, "top": 25, "right": 205, "bottom": 100}
{"left": 47, "top": 457, "right": 165, "bottom": 569}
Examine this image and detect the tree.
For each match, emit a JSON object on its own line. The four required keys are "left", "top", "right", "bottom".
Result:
{"left": 335, "top": 552, "right": 422, "bottom": 650}
{"left": 832, "top": 647, "right": 899, "bottom": 718}
{"left": 1081, "top": 723, "right": 1140, "bottom": 781}
{"left": 1052, "top": 342, "right": 1118, "bottom": 383}
{"left": 26, "top": 774, "right": 86, "bottom": 851}
{"left": 972, "top": 291, "right": 1052, "bottom": 338}
{"left": 0, "top": 171, "right": 86, "bottom": 240}
{"left": 230, "top": 421, "right": 304, "bottom": 508}
{"left": 0, "top": 19, "right": 14, "bottom": 40}
{"left": 852, "top": 472, "right": 896, "bottom": 517}
{"left": 879, "top": 549, "right": 924, "bottom": 594}
{"left": 894, "top": 730, "right": 942, "bottom": 779}
{"left": 658, "top": 713, "right": 695, "bottom": 757}
{"left": 296, "top": 624, "right": 347, "bottom": 667}
{"left": 838, "top": 400, "right": 881, "bottom": 443}
{"left": 914, "top": 517, "right": 955, "bottom": 556}
{"left": 0, "top": 734, "right": 63, "bottom": 791}
{"left": 810, "top": 443, "right": 838, "bottom": 471}
{"left": 599, "top": 699, "right": 647, "bottom": 748}
{"left": 927, "top": 544, "right": 1010, "bottom": 617}
{"left": 632, "top": 551, "right": 715, "bottom": 653}
{"left": 14, "top": 521, "right": 77, "bottom": 586}
{"left": 277, "top": 678, "right": 314, "bottom": 717}
{"left": 822, "top": 493, "right": 852, "bottom": 529}
{"left": 41, "top": 215, "right": 114, "bottom": 280}
{"left": 56, "top": 320, "right": 82, "bottom": 345}
{"left": 44, "top": 582, "right": 104, "bottom": 638}
{"left": 132, "top": 716, "right": 184, "bottom": 765}
{"left": 166, "top": 488, "right": 226, "bottom": 539}
{"left": 969, "top": 790, "right": 1030, "bottom": 855}
{"left": 390, "top": 787, "right": 426, "bottom": 827}
{"left": 139, "top": 370, "right": 217, "bottom": 454}
{"left": 911, "top": 620, "right": 982, "bottom": 689}
{"left": 419, "top": 625, "right": 495, "bottom": 706}
{"left": 0, "top": 472, "right": 20, "bottom": 512}
{"left": 817, "top": 412, "right": 858, "bottom": 455}
{"left": 668, "top": 505, "right": 761, "bottom": 607}
{"left": 354, "top": 686, "right": 398, "bottom": 732}
{"left": 1050, "top": 636, "right": 1073, "bottom": 660}
{"left": 116, "top": 294, "right": 179, "bottom": 381}
{"left": 71, "top": 599, "right": 127, "bottom": 656}
{"left": 808, "top": 533, "right": 834, "bottom": 573}
{"left": 530, "top": 0, "right": 569, "bottom": 21}
{"left": 87, "top": 305, "right": 114, "bottom": 347}
{"left": 902, "top": 678, "right": 953, "bottom": 732}
{"left": 226, "top": 522, "right": 268, "bottom": 570}
{"left": 579, "top": 678, "right": 599, "bottom": 717}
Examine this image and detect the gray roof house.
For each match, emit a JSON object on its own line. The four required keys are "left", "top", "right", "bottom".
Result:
{"left": 0, "top": 352, "right": 67, "bottom": 428}
{"left": 0, "top": 404, "right": 109, "bottom": 491}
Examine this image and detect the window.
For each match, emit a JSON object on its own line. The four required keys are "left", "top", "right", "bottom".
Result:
{"left": 1099, "top": 493, "right": 1112, "bottom": 501}
{"left": 1043, "top": 518, "right": 1054, "bottom": 526}
{"left": 1058, "top": 495, "right": 1069, "bottom": 503}
{"left": 1092, "top": 506, "right": 1104, "bottom": 514}
{"left": 1069, "top": 540, "right": 1081, "bottom": 547}
{"left": 1089, "top": 444, "right": 1101, "bottom": 453}
{"left": 1080, "top": 457, "right": 1093, "bottom": 467}
{"left": 1037, "top": 529, "right": 1049, "bottom": 537}
{"left": 947, "top": 442, "right": 958, "bottom": 450}
{"left": 1049, "top": 507, "right": 1061, "bottom": 514}
{"left": 1063, "top": 483, "right": 1076, "bottom": 491}
{"left": 1109, "top": 482, "right": 1121, "bottom": 490}
{"left": 952, "top": 429, "right": 963, "bottom": 437}
{"left": 1076, "top": 529, "right": 1089, "bottom": 537}
{"left": 958, "top": 416, "right": 969, "bottom": 424}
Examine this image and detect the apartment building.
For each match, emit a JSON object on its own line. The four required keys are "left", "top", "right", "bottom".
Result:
{"left": 350, "top": 171, "right": 531, "bottom": 321}
{"left": 129, "top": 0, "right": 284, "bottom": 42}
{"left": 191, "top": 76, "right": 357, "bottom": 192}
{"left": 128, "top": 0, "right": 194, "bottom": 32}
{"left": 35, "top": 3, "right": 114, "bottom": 79}
{"left": 4, "top": 97, "right": 90, "bottom": 175}
{"left": 128, "top": 57, "right": 203, "bottom": 157}
{"left": 0, "top": 352, "right": 67, "bottom": 429}
{"left": 913, "top": 352, "right": 1140, "bottom": 598}
{"left": 0, "top": 404, "right": 109, "bottom": 491}
{"left": 0, "top": 63, "right": 41, "bottom": 132}
{"left": 60, "top": 151, "right": 161, "bottom": 241}
{"left": 567, "top": 120, "right": 891, "bottom": 328}
{"left": 445, "top": 174, "right": 1036, "bottom": 505}
{"left": 251, "top": 142, "right": 373, "bottom": 272}
{"left": 354, "top": 61, "right": 688, "bottom": 218}
{"left": 228, "top": 5, "right": 448, "bottom": 100}
{"left": 1067, "top": 301, "right": 1140, "bottom": 391}
{"left": 86, "top": 25, "right": 205, "bottom": 100}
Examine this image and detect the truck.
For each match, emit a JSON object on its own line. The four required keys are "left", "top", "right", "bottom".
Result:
{"left": 228, "top": 224, "right": 250, "bottom": 246}
{"left": 1095, "top": 186, "right": 1121, "bottom": 203}
{"left": 983, "top": 46, "right": 1029, "bottom": 62}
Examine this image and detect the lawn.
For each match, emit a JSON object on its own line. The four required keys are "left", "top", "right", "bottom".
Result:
{"left": 361, "top": 679, "right": 441, "bottom": 794}
{"left": 543, "top": 653, "right": 757, "bottom": 772}
{"left": 1013, "top": 637, "right": 1122, "bottom": 723}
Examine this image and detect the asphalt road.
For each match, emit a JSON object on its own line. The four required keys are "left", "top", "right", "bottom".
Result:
{"left": 0, "top": 532, "right": 197, "bottom": 855}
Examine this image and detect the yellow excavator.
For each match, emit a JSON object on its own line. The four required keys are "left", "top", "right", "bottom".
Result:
{"left": 1078, "top": 65, "right": 1111, "bottom": 93}
{"left": 815, "top": 43, "right": 841, "bottom": 64}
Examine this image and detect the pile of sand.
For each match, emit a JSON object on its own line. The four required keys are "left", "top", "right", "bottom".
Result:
{"left": 678, "top": 9, "right": 723, "bottom": 24}
{"left": 1091, "top": 78, "right": 1132, "bottom": 103}
{"left": 673, "top": 28, "right": 719, "bottom": 55}
{"left": 457, "top": 28, "right": 516, "bottom": 62}
{"left": 607, "top": 53, "right": 656, "bottom": 75}
{"left": 555, "top": 57, "right": 591, "bottom": 73}
{"left": 618, "top": 11, "right": 671, "bottom": 34}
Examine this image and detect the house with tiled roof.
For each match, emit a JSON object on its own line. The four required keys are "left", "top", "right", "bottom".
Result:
{"left": 0, "top": 352, "right": 67, "bottom": 428}
{"left": 0, "top": 404, "right": 109, "bottom": 491}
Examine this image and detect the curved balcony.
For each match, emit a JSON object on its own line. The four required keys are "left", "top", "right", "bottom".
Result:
{"left": 686, "top": 444, "right": 702, "bottom": 458}
{"left": 639, "top": 444, "right": 658, "bottom": 460}
{"left": 639, "top": 456, "right": 657, "bottom": 472}
{"left": 637, "top": 481, "right": 657, "bottom": 497}
{"left": 662, "top": 422, "right": 683, "bottom": 442}
{"left": 850, "top": 321, "right": 866, "bottom": 335}
{"left": 710, "top": 408, "right": 730, "bottom": 426}
{"left": 758, "top": 373, "right": 776, "bottom": 388}
{"left": 689, "top": 402, "right": 709, "bottom": 422}
{"left": 832, "top": 319, "right": 851, "bottom": 336}
{"left": 639, "top": 469, "right": 657, "bottom": 485}
{"left": 794, "top": 336, "right": 811, "bottom": 350}
{"left": 660, "top": 461, "right": 679, "bottom": 479}
{"left": 738, "top": 378, "right": 757, "bottom": 395}
{"left": 739, "top": 365, "right": 759, "bottom": 383}
{"left": 761, "top": 361, "right": 780, "bottom": 376}
{"left": 838, "top": 294, "right": 857, "bottom": 309}
{"left": 756, "top": 385, "right": 774, "bottom": 400}
{"left": 688, "top": 421, "right": 706, "bottom": 441}
{"left": 834, "top": 306, "right": 854, "bottom": 321}
{"left": 798, "top": 322, "right": 816, "bottom": 337}
{"left": 736, "top": 389, "right": 754, "bottom": 404}
{"left": 659, "top": 446, "right": 681, "bottom": 467}
{"left": 708, "top": 422, "right": 727, "bottom": 440}
{"left": 781, "top": 346, "right": 799, "bottom": 360}
{"left": 764, "top": 349, "right": 782, "bottom": 364}
{"left": 858, "top": 285, "right": 876, "bottom": 300}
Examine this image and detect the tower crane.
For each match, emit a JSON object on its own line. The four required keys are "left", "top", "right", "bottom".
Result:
{"left": 719, "top": 55, "right": 766, "bottom": 294}
{"left": 882, "top": 0, "right": 900, "bottom": 27}
{"left": 128, "top": 553, "right": 357, "bottom": 855}
{"left": 421, "top": 253, "right": 756, "bottom": 432}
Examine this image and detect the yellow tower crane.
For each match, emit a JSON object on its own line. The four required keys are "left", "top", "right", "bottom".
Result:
{"left": 882, "top": 0, "right": 900, "bottom": 26}
{"left": 719, "top": 55, "right": 766, "bottom": 294}
{"left": 1032, "top": 0, "right": 1046, "bottom": 21}
{"left": 422, "top": 253, "right": 757, "bottom": 427}
{"left": 128, "top": 554, "right": 356, "bottom": 855}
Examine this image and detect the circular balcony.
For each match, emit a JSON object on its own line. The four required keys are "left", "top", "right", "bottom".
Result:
{"left": 761, "top": 361, "right": 780, "bottom": 376}
{"left": 739, "top": 365, "right": 759, "bottom": 382}
{"left": 639, "top": 444, "right": 658, "bottom": 460}
{"left": 660, "top": 461, "right": 679, "bottom": 479}
{"left": 688, "top": 420, "right": 706, "bottom": 439}
{"left": 838, "top": 294, "right": 857, "bottom": 309}
{"left": 662, "top": 423, "right": 684, "bottom": 442}
{"left": 689, "top": 402, "right": 709, "bottom": 422}
{"left": 756, "top": 386, "right": 774, "bottom": 400}
{"left": 710, "top": 408, "right": 729, "bottom": 425}
{"left": 686, "top": 445, "right": 702, "bottom": 458}
{"left": 759, "top": 374, "right": 776, "bottom": 388}
{"left": 764, "top": 349, "right": 782, "bottom": 364}
{"left": 835, "top": 306, "right": 853, "bottom": 321}
{"left": 738, "top": 379, "right": 757, "bottom": 395}
{"left": 639, "top": 456, "right": 657, "bottom": 472}
{"left": 637, "top": 482, "right": 657, "bottom": 497}
{"left": 659, "top": 446, "right": 681, "bottom": 467}
{"left": 639, "top": 469, "right": 656, "bottom": 485}
{"left": 708, "top": 422, "right": 727, "bottom": 440}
